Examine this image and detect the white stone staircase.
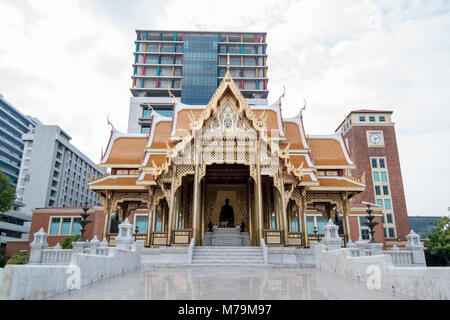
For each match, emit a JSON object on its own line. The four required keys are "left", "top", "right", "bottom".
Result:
{"left": 190, "top": 246, "right": 268, "bottom": 267}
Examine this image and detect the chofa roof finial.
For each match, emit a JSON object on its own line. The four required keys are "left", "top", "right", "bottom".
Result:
{"left": 168, "top": 87, "right": 175, "bottom": 107}
{"left": 279, "top": 85, "right": 286, "bottom": 110}
{"left": 107, "top": 114, "right": 115, "bottom": 132}
{"left": 300, "top": 98, "right": 306, "bottom": 119}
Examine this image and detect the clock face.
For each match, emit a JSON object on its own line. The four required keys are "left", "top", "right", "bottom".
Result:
{"left": 369, "top": 132, "right": 383, "bottom": 145}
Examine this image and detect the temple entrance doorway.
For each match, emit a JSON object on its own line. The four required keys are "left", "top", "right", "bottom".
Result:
{"left": 202, "top": 164, "right": 251, "bottom": 246}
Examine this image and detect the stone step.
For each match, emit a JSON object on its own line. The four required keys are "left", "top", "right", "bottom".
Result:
{"left": 192, "top": 257, "right": 264, "bottom": 262}
{"left": 193, "top": 254, "right": 263, "bottom": 258}
{"left": 192, "top": 260, "right": 265, "bottom": 264}
{"left": 194, "top": 248, "right": 261, "bottom": 253}
{"left": 184, "top": 263, "right": 272, "bottom": 268}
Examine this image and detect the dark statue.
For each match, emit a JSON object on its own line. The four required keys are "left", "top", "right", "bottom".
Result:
{"left": 219, "top": 199, "right": 235, "bottom": 227}
{"left": 110, "top": 207, "right": 121, "bottom": 234}
{"left": 208, "top": 221, "right": 213, "bottom": 232}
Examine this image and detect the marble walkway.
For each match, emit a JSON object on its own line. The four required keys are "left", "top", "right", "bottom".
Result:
{"left": 49, "top": 268, "right": 413, "bottom": 300}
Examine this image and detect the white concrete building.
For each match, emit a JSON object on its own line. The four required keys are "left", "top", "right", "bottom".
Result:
{"left": 16, "top": 124, "right": 105, "bottom": 215}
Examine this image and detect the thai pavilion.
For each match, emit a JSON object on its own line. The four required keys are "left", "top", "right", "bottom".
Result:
{"left": 89, "top": 68, "right": 366, "bottom": 248}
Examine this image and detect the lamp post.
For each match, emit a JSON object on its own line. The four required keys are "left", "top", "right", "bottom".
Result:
{"left": 313, "top": 226, "right": 319, "bottom": 242}
{"left": 364, "top": 203, "right": 379, "bottom": 243}
{"left": 78, "top": 204, "right": 91, "bottom": 242}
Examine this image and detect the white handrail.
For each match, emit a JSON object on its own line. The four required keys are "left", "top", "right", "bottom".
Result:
{"left": 188, "top": 237, "right": 196, "bottom": 265}
{"left": 260, "top": 238, "right": 268, "bottom": 265}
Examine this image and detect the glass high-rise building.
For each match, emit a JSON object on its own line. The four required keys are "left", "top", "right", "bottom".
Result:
{"left": 0, "top": 94, "right": 36, "bottom": 186}
{"left": 127, "top": 30, "right": 268, "bottom": 134}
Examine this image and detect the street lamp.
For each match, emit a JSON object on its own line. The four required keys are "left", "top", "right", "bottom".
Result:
{"left": 364, "top": 203, "right": 379, "bottom": 243}
{"left": 78, "top": 204, "right": 91, "bottom": 242}
{"left": 313, "top": 226, "right": 319, "bottom": 242}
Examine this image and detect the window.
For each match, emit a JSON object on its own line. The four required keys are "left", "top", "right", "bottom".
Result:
{"left": 48, "top": 217, "right": 82, "bottom": 236}
{"left": 141, "top": 126, "right": 150, "bottom": 134}
{"left": 386, "top": 213, "right": 393, "bottom": 224}
{"left": 379, "top": 116, "right": 386, "bottom": 122}
{"left": 291, "top": 218, "right": 299, "bottom": 232}
{"left": 316, "top": 216, "right": 327, "bottom": 234}
{"left": 371, "top": 158, "right": 377, "bottom": 168}
{"left": 359, "top": 116, "right": 366, "bottom": 122}
{"left": 134, "top": 215, "right": 148, "bottom": 234}
{"left": 383, "top": 185, "right": 389, "bottom": 195}
{"left": 49, "top": 217, "right": 61, "bottom": 235}
{"left": 373, "top": 172, "right": 379, "bottom": 182}
{"left": 375, "top": 186, "right": 381, "bottom": 195}
{"left": 388, "top": 228, "right": 395, "bottom": 238}
{"left": 384, "top": 199, "right": 391, "bottom": 210}
{"left": 381, "top": 171, "right": 387, "bottom": 182}
{"left": 60, "top": 218, "right": 71, "bottom": 235}
{"left": 369, "top": 116, "right": 375, "bottom": 122}
{"left": 142, "top": 108, "right": 152, "bottom": 119}
{"left": 376, "top": 199, "right": 383, "bottom": 208}
{"left": 379, "top": 158, "right": 385, "bottom": 168}
{"left": 359, "top": 217, "right": 370, "bottom": 240}
{"left": 155, "top": 215, "right": 162, "bottom": 232}
{"left": 361, "top": 229, "right": 370, "bottom": 240}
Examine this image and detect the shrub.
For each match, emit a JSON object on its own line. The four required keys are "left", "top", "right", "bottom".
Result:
{"left": 6, "top": 251, "right": 28, "bottom": 265}
{"left": 0, "top": 247, "right": 6, "bottom": 268}
{"left": 62, "top": 235, "right": 80, "bottom": 249}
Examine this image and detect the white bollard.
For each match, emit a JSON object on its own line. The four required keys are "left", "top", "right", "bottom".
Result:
{"left": 406, "top": 230, "right": 426, "bottom": 266}
{"left": 115, "top": 218, "right": 134, "bottom": 250}
{"left": 29, "top": 228, "right": 48, "bottom": 264}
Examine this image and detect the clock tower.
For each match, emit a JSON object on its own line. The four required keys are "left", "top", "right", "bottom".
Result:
{"left": 336, "top": 110, "right": 410, "bottom": 245}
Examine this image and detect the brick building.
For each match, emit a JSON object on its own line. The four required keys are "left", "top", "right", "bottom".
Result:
{"left": 336, "top": 110, "right": 410, "bottom": 246}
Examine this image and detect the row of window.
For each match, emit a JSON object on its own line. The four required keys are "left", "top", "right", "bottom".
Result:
{"left": 374, "top": 185, "right": 389, "bottom": 196}
{"left": 359, "top": 115, "right": 386, "bottom": 122}
{"left": 376, "top": 198, "right": 392, "bottom": 210}
{"left": 49, "top": 217, "right": 81, "bottom": 235}
{"left": 371, "top": 158, "right": 386, "bottom": 168}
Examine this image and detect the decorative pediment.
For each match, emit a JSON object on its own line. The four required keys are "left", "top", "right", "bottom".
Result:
{"left": 208, "top": 99, "right": 250, "bottom": 133}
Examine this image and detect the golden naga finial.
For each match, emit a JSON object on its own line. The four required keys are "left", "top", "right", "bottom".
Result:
{"left": 146, "top": 102, "right": 154, "bottom": 118}
{"left": 106, "top": 114, "right": 115, "bottom": 131}
{"left": 88, "top": 170, "right": 94, "bottom": 182}
{"left": 279, "top": 85, "right": 286, "bottom": 109}
{"left": 300, "top": 98, "right": 306, "bottom": 118}
{"left": 100, "top": 147, "right": 104, "bottom": 161}
{"left": 361, "top": 171, "right": 366, "bottom": 184}
{"left": 168, "top": 88, "right": 175, "bottom": 106}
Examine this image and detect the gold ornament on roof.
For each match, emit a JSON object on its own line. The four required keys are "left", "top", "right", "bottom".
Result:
{"left": 106, "top": 114, "right": 115, "bottom": 132}
{"left": 300, "top": 98, "right": 306, "bottom": 119}
{"left": 168, "top": 88, "right": 176, "bottom": 106}
{"left": 279, "top": 85, "right": 286, "bottom": 108}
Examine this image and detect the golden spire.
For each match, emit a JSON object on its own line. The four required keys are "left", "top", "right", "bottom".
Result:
{"left": 227, "top": 52, "right": 230, "bottom": 71}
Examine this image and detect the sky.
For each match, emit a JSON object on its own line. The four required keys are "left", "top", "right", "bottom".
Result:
{"left": 0, "top": 0, "right": 449, "bottom": 216}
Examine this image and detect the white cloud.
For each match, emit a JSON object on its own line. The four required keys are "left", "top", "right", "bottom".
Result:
{"left": 0, "top": 0, "right": 449, "bottom": 216}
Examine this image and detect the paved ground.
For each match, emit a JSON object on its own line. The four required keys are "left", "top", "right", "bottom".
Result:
{"left": 49, "top": 268, "right": 413, "bottom": 300}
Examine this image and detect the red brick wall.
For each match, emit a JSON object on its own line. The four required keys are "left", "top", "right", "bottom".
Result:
{"left": 5, "top": 241, "right": 29, "bottom": 258}
{"left": 28, "top": 206, "right": 105, "bottom": 248}
{"left": 349, "top": 213, "right": 385, "bottom": 245}
{"left": 344, "top": 124, "right": 410, "bottom": 241}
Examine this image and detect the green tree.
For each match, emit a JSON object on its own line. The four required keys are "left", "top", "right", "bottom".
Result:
{"left": 424, "top": 215, "right": 450, "bottom": 266}
{"left": 62, "top": 235, "right": 80, "bottom": 249}
{"left": 0, "top": 170, "right": 15, "bottom": 212}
